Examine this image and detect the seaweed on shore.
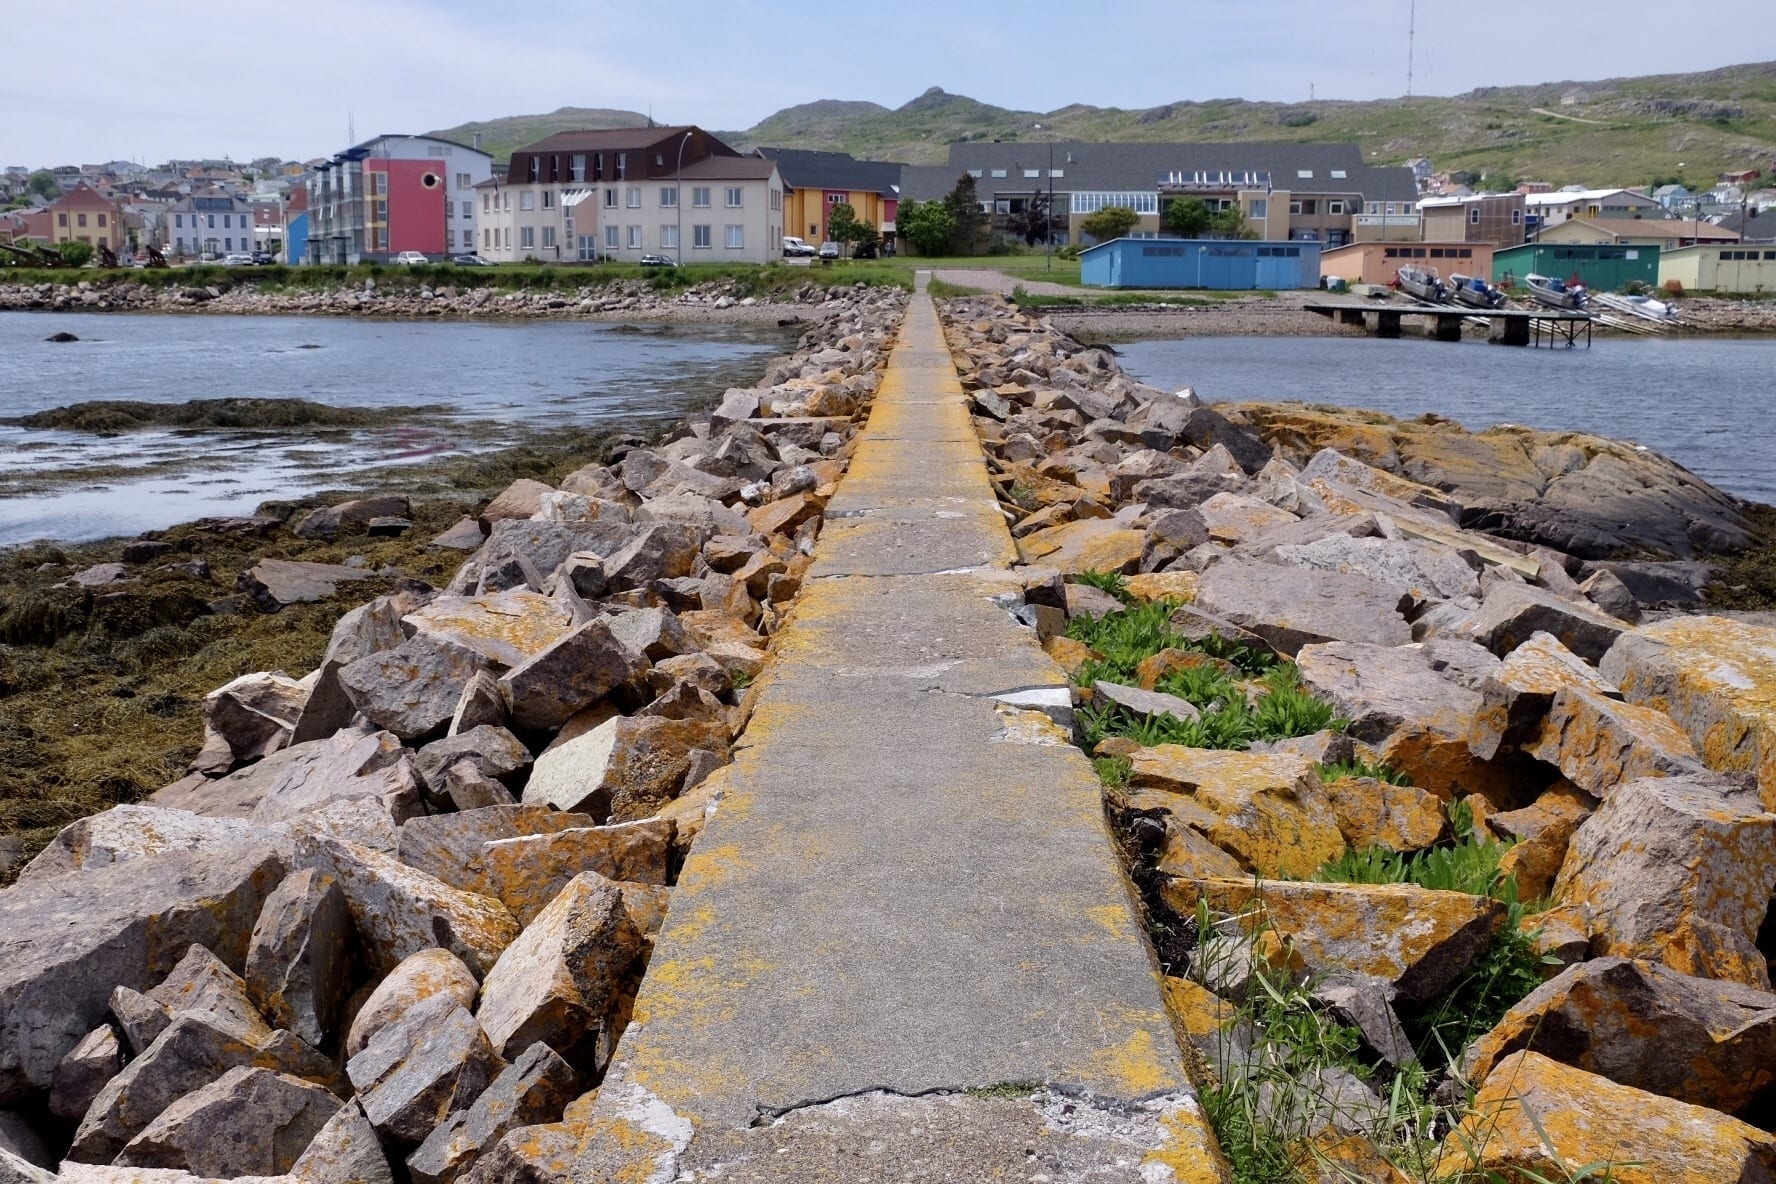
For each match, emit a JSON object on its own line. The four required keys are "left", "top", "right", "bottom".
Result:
{"left": 9, "top": 397, "right": 449, "bottom": 433}
{"left": 1705, "top": 502, "right": 1776, "bottom": 611}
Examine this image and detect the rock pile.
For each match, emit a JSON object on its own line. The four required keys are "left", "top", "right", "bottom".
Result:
{"left": 0, "top": 287, "right": 906, "bottom": 1182}
{"left": 942, "top": 293, "right": 1776, "bottom": 1181}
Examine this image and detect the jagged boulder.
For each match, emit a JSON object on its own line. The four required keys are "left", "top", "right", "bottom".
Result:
{"left": 473, "top": 820, "right": 674, "bottom": 926}
{"left": 346, "top": 992, "right": 505, "bottom": 1145}
{"left": 522, "top": 714, "right": 728, "bottom": 822}
{"left": 395, "top": 806, "right": 600, "bottom": 898}
{"left": 407, "top": 1042, "right": 580, "bottom": 1184}
{"left": 114, "top": 1066, "right": 341, "bottom": 1177}
{"left": 1524, "top": 685, "right": 1702, "bottom": 797}
{"left": 346, "top": 948, "right": 480, "bottom": 1059}
{"left": 1127, "top": 747, "right": 1343, "bottom": 878}
{"left": 244, "top": 868, "right": 353, "bottom": 1048}
{"left": 1466, "top": 580, "right": 1628, "bottom": 663}
{"left": 497, "top": 618, "right": 651, "bottom": 734}
{"left": 1468, "top": 631, "right": 1619, "bottom": 761}
{"left": 1195, "top": 559, "right": 1411, "bottom": 657}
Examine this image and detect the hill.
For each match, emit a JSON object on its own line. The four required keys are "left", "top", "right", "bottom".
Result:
{"left": 435, "top": 62, "right": 1776, "bottom": 187}
{"left": 427, "top": 106, "right": 651, "bottom": 164}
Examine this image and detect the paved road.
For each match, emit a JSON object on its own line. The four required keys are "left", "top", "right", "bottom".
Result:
{"left": 576, "top": 273, "right": 1222, "bottom": 1181}
{"left": 932, "top": 267, "right": 1084, "bottom": 297}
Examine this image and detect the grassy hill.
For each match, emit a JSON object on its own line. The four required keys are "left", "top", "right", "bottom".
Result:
{"left": 435, "top": 62, "right": 1776, "bottom": 187}
{"left": 428, "top": 106, "right": 650, "bottom": 165}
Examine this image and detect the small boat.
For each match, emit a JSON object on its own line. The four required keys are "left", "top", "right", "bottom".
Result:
{"left": 1396, "top": 264, "right": 1449, "bottom": 303}
{"left": 1619, "top": 293, "right": 1679, "bottom": 322}
{"left": 1449, "top": 273, "right": 1507, "bottom": 310}
{"left": 1524, "top": 273, "right": 1588, "bottom": 310}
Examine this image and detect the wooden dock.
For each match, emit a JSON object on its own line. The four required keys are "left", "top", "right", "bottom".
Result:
{"left": 1304, "top": 297, "right": 1594, "bottom": 347}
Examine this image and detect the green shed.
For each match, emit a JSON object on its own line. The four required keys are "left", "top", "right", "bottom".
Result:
{"left": 1491, "top": 242, "right": 1660, "bottom": 292}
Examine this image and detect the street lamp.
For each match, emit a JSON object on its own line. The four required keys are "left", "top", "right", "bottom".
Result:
{"left": 1033, "top": 123, "right": 1054, "bottom": 271}
{"left": 675, "top": 131, "right": 693, "bottom": 266}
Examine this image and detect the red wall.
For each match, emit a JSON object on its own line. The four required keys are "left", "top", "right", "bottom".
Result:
{"left": 367, "top": 158, "right": 447, "bottom": 254}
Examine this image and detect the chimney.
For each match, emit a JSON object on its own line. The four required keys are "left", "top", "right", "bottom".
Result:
{"left": 473, "top": 132, "right": 482, "bottom": 151}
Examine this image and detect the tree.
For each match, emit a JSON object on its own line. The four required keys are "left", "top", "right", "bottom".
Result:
{"left": 897, "top": 199, "right": 954, "bottom": 257}
{"left": 826, "top": 202, "right": 866, "bottom": 252}
{"left": 1161, "top": 198, "right": 1252, "bottom": 240}
{"left": 1008, "top": 189, "right": 1052, "bottom": 248}
{"left": 57, "top": 240, "right": 94, "bottom": 267}
{"left": 26, "top": 170, "right": 58, "bottom": 201}
{"left": 940, "top": 173, "right": 989, "bottom": 255}
{"left": 1080, "top": 205, "right": 1140, "bottom": 243}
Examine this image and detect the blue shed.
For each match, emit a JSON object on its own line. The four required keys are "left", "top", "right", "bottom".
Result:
{"left": 284, "top": 211, "right": 309, "bottom": 266}
{"left": 1080, "top": 238, "right": 1322, "bottom": 290}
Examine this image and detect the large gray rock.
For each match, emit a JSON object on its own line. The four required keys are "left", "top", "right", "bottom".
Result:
{"left": 413, "top": 727, "right": 531, "bottom": 794}
{"left": 1274, "top": 535, "right": 1480, "bottom": 602}
{"left": 17, "top": 805, "right": 267, "bottom": 883}
{"left": 295, "top": 495, "right": 412, "bottom": 540}
{"left": 1194, "top": 558, "right": 1411, "bottom": 657}
{"left": 479, "top": 520, "right": 639, "bottom": 588}
{"left": 479, "top": 479, "right": 555, "bottom": 527}
{"left": 238, "top": 559, "right": 375, "bottom": 611}
{"left": 288, "top": 1099, "right": 394, "bottom": 1184}
{"left": 472, "top": 821, "right": 676, "bottom": 927}
{"left": 115, "top": 1066, "right": 341, "bottom": 1177}
{"left": 402, "top": 591, "right": 573, "bottom": 671}
{"left": 520, "top": 714, "right": 727, "bottom": 822}
{"left": 229, "top": 729, "right": 423, "bottom": 829}
{"left": 346, "top": 949, "right": 480, "bottom": 1059}
{"left": 0, "top": 1150, "right": 52, "bottom": 1184}
{"left": 606, "top": 607, "right": 694, "bottom": 663}
{"left": 0, "top": 1112, "right": 48, "bottom": 1171}
{"left": 49, "top": 1025, "right": 123, "bottom": 1121}
{"left": 245, "top": 869, "right": 354, "bottom": 1048}
{"left": 406, "top": 1042, "right": 580, "bottom": 1184}
{"left": 601, "top": 524, "right": 702, "bottom": 592}
{"left": 339, "top": 634, "right": 486, "bottom": 742}
{"left": 197, "top": 671, "right": 308, "bottom": 773}
{"left": 346, "top": 992, "right": 505, "bottom": 1145}
{"left": 1091, "top": 681, "right": 1199, "bottom": 724}
{"left": 396, "top": 806, "right": 601, "bottom": 899}
{"left": 0, "top": 843, "right": 285, "bottom": 1103}
{"left": 1467, "top": 580, "right": 1629, "bottom": 663}
{"left": 294, "top": 836, "right": 519, "bottom": 978}
{"left": 1467, "top": 631, "right": 1621, "bottom": 761}
{"left": 497, "top": 618, "right": 650, "bottom": 734}
{"left": 292, "top": 597, "right": 407, "bottom": 744}
{"left": 474, "top": 873, "right": 643, "bottom": 1062}
{"left": 1524, "top": 685, "right": 1704, "bottom": 798}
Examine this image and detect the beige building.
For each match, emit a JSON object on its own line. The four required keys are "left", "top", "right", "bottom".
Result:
{"left": 1320, "top": 241, "right": 1496, "bottom": 286}
{"left": 1419, "top": 194, "right": 1527, "bottom": 248}
{"left": 1534, "top": 217, "right": 1738, "bottom": 251}
{"left": 1660, "top": 244, "right": 1776, "bottom": 293}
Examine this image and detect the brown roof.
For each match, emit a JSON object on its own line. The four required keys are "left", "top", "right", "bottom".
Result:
{"left": 1567, "top": 217, "right": 1738, "bottom": 242}
{"left": 518, "top": 126, "right": 698, "bottom": 153}
{"left": 676, "top": 157, "right": 778, "bottom": 181}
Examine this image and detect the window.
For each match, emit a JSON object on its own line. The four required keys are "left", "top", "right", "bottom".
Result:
{"left": 1327, "top": 201, "right": 1345, "bottom": 215}
{"left": 502, "top": 228, "right": 510, "bottom": 248}
{"left": 1511, "top": 209, "right": 1523, "bottom": 225}
{"left": 526, "top": 158, "right": 539, "bottom": 183}
{"left": 520, "top": 192, "right": 535, "bottom": 211}
{"left": 1459, "top": 248, "right": 1473, "bottom": 259}
{"left": 1297, "top": 170, "right": 1313, "bottom": 179}
{"left": 604, "top": 188, "right": 618, "bottom": 208}
{"left": 1288, "top": 201, "right": 1302, "bottom": 215}
{"left": 726, "top": 187, "right": 743, "bottom": 207}
{"left": 693, "top": 187, "right": 710, "bottom": 208}
{"left": 77, "top": 213, "right": 87, "bottom": 227}
{"left": 520, "top": 227, "right": 534, "bottom": 249}
{"left": 627, "top": 225, "right": 641, "bottom": 249}
{"left": 542, "top": 191, "right": 554, "bottom": 210}
{"left": 456, "top": 172, "right": 471, "bottom": 188}
{"left": 967, "top": 169, "right": 982, "bottom": 178}
{"left": 615, "top": 152, "right": 627, "bottom": 180}
{"left": 827, "top": 192, "right": 846, "bottom": 205}
{"left": 207, "top": 214, "right": 215, "bottom": 228}
{"left": 661, "top": 224, "right": 678, "bottom": 249}
{"left": 1024, "top": 169, "right": 1040, "bottom": 178}
{"left": 626, "top": 187, "right": 641, "bottom": 208}
{"left": 174, "top": 214, "right": 182, "bottom": 228}
{"left": 542, "top": 227, "right": 556, "bottom": 248}
{"left": 605, "top": 225, "right": 619, "bottom": 248}
{"left": 1069, "top": 192, "right": 1158, "bottom": 215}
{"left": 427, "top": 145, "right": 448, "bottom": 157}
{"left": 462, "top": 201, "right": 472, "bottom": 217}
{"left": 990, "top": 169, "right": 1007, "bottom": 178}
{"left": 1330, "top": 170, "right": 1347, "bottom": 180}
{"left": 503, "top": 192, "right": 510, "bottom": 210}
{"left": 1383, "top": 247, "right": 1399, "bottom": 258}
{"left": 98, "top": 213, "right": 107, "bottom": 227}
{"left": 725, "top": 225, "right": 744, "bottom": 249}
{"left": 693, "top": 224, "right": 711, "bottom": 248}
{"left": 571, "top": 156, "right": 585, "bottom": 183}
{"left": 994, "top": 200, "right": 1010, "bottom": 214}
{"left": 484, "top": 228, "right": 491, "bottom": 248}
{"left": 660, "top": 187, "right": 677, "bottom": 207}
{"left": 224, "top": 237, "right": 232, "bottom": 250}
{"left": 482, "top": 193, "right": 490, "bottom": 213}
{"left": 1250, "top": 199, "right": 1267, "bottom": 219}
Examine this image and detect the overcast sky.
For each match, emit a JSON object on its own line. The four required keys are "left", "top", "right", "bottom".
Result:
{"left": 4, "top": 0, "right": 1772, "bottom": 166}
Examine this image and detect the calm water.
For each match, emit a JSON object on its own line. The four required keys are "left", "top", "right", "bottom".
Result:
{"left": 0, "top": 312, "right": 788, "bottom": 544}
{"left": 1115, "top": 335, "right": 1776, "bottom": 505}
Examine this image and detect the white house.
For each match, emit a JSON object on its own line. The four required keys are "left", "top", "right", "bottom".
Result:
{"left": 1524, "top": 188, "right": 1663, "bottom": 227}
{"left": 165, "top": 190, "right": 257, "bottom": 257}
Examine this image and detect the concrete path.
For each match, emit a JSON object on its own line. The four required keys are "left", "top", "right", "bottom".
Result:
{"left": 578, "top": 275, "right": 1218, "bottom": 1182}
{"left": 932, "top": 267, "right": 1082, "bottom": 297}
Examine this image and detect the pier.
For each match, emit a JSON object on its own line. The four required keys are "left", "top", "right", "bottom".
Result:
{"left": 1304, "top": 296, "right": 1594, "bottom": 347}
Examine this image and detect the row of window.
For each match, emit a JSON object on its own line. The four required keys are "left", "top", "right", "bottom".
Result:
{"left": 1383, "top": 247, "right": 1476, "bottom": 259}
{"left": 1469, "top": 207, "right": 1526, "bottom": 225}
{"left": 484, "top": 186, "right": 750, "bottom": 214}
{"left": 967, "top": 167, "right": 1065, "bottom": 180}
{"left": 172, "top": 212, "right": 243, "bottom": 229}
{"left": 483, "top": 224, "right": 749, "bottom": 251}
{"left": 1070, "top": 192, "right": 1160, "bottom": 215}
{"left": 1718, "top": 250, "right": 1776, "bottom": 260}
{"left": 173, "top": 236, "right": 245, "bottom": 250}
{"left": 57, "top": 212, "right": 109, "bottom": 228}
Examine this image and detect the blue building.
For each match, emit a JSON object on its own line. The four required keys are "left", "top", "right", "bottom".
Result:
{"left": 283, "top": 211, "right": 308, "bottom": 265}
{"left": 1080, "top": 238, "right": 1322, "bottom": 290}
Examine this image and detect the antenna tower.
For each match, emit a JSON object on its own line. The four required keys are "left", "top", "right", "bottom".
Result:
{"left": 1407, "top": 0, "right": 1416, "bottom": 98}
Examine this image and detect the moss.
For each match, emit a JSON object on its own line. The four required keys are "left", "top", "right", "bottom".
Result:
{"left": 10, "top": 398, "right": 442, "bottom": 432}
{"left": 1705, "top": 502, "right": 1776, "bottom": 611}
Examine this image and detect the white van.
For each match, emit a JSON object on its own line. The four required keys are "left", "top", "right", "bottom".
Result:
{"left": 781, "top": 236, "right": 817, "bottom": 257}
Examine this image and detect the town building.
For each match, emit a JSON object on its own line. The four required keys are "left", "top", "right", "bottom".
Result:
{"left": 1721, "top": 208, "right": 1776, "bottom": 243}
{"left": 1418, "top": 193, "right": 1527, "bottom": 248}
{"left": 899, "top": 141, "right": 1417, "bottom": 251}
{"left": 1081, "top": 237, "right": 1321, "bottom": 290}
{"left": 1490, "top": 242, "right": 1660, "bottom": 292}
{"left": 1660, "top": 244, "right": 1776, "bottom": 293}
{"left": 1319, "top": 241, "right": 1496, "bottom": 287}
{"left": 0, "top": 208, "right": 50, "bottom": 245}
{"left": 46, "top": 183, "right": 124, "bottom": 252}
{"left": 477, "top": 127, "right": 783, "bottom": 265}
{"left": 1652, "top": 183, "right": 1694, "bottom": 211}
{"left": 1524, "top": 187, "right": 1663, "bottom": 228}
{"left": 1532, "top": 217, "right": 1738, "bottom": 251}
{"left": 306, "top": 134, "right": 492, "bottom": 264}
{"left": 752, "top": 148, "right": 903, "bottom": 248}
{"left": 166, "top": 190, "right": 257, "bottom": 258}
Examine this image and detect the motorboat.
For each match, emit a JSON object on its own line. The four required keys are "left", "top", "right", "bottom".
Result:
{"left": 1396, "top": 264, "right": 1449, "bottom": 303}
{"left": 1449, "top": 273, "right": 1507, "bottom": 310}
{"left": 1524, "top": 273, "right": 1588, "bottom": 310}
{"left": 1591, "top": 291, "right": 1681, "bottom": 324}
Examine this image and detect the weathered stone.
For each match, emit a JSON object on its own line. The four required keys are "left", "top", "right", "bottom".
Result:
{"left": 1133, "top": 648, "right": 1238, "bottom": 691}
{"left": 1297, "top": 447, "right": 1465, "bottom": 521}
{"left": 1435, "top": 1051, "right": 1776, "bottom": 1184}
{"left": 1600, "top": 616, "right": 1776, "bottom": 807}
{"left": 197, "top": 671, "right": 307, "bottom": 772}
{"left": 292, "top": 597, "right": 409, "bottom": 744}
{"left": 480, "top": 479, "right": 556, "bottom": 527}
{"left": 1128, "top": 747, "right": 1344, "bottom": 878}
{"left": 521, "top": 714, "right": 727, "bottom": 822}
{"left": 1295, "top": 641, "right": 1504, "bottom": 801}
{"left": 153, "top": 729, "right": 420, "bottom": 833}
{"left": 474, "top": 820, "right": 675, "bottom": 926}
{"left": 475, "top": 873, "right": 643, "bottom": 1063}
{"left": 111, "top": 986, "right": 171, "bottom": 1055}
{"left": 1162, "top": 878, "right": 1505, "bottom": 1004}
{"left": 1467, "top": 580, "right": 1628, "bottom": 663}
{"left": 606, "top": 607, "right": 694, "bottom": 662}
{"left": 116, "top": 1066, "right": 341, "bottom": 1177}
{"left": 18, "top": 805, "right": 267, "bottom": 882}
{"left": 413, "top": 726, "right": 531, "bottom": 794}
{"left": 407, "top": 1042, "right": 580, "bottom": 1184}
{"left": 50, "top": 1026, "right": 123, "bottom": 1121}
{"left": 1274, "top": 535, "right": 1481, "bottom": 602}
{"left": 431, "top": 517, "right": 487, "bottom": 551}
{"left": 1063, "top": 582, "right": 1123, "bottom": 621}
{"left": 1197, "top": 492, "right": 1297, "bottom": 546}
{"left": 1140, "top": 508, "right": 1211, "bottom": 571}
{"left": 396, "top": 806, "right": 600, "bottom": 898}
{"left": 245, "top": 869, "right": 353, "bottom": 1048}
{"left": 288, "top": 1099, "right": 393, "bottom": 1184}
{"left": 339, "top": 635, "right": 485, "bottom": 742}
{"left": 238, "top": 559, "right": 374, "bottom": 611}
{"left": 1468, "top": 630, "right": 1620, "bottom": 761}
{"left": 403, "top": 590, "right": 574, "bottom": 671}
{"left": 1555, "top": 773, "right": 1776, "bottom": 988}
{"left": 295, "top": 836, "right": 519, "bottom": 978}
{"left": 479, "top": 521, "right": 640, "bottom": 590}
{"left": 1312, "top": 976, "right": 1416, "bottom": 1070}
{"left": 1295, "top": 1132, "right": 1411, "bottom": 1184}
{"left": 1015, "top": 518, "right": 1146, "bottom": 575}
{"left": 0, "top": 1150, "right": 52, "bottom": 1184}
{"left": 1195, "top": 559, "right": 1411, "bottom": 657}
{"left": 295, "top": 495, "right": 412, "bottom": 541}
{"left": 1322, "top": 776, "right": 1446, "bottom": 853}
{"left": 1525, "top": 686, "right": 1702, "bottom": 797}
{"left": 1123, "top": 571, "right": 1199, "bottom": 604}
{"left": 448, "top": 669, "right": 506, "bottom": 737}
{"left": 1579, "top": 568, "right": 1641, "bottom": 623}
{"left": 1421, "top": 636, "right": 1503, "bottom": 691}
{"left": 1092, "top": 680, "right": 1200, "bottom": 724}
{"left": 0, "top": 843, "right": 285, "bottom": 1103}
{"left": 1178, "top": 406, "right": 1273, "bottom": 473}
{"left": 1466, "top": 957, "right": 1776, "bottom": 1118}
{"left": 346, "top": 948, "right": 480, "bottom": 1059}
{"left": 497, "top": 618, "right": 651, "bottom": 734}
{"left": 1487, "top": 781, "right": 1595, "bottom": 901}
{"left": 602, "top": 524, "right": 702, "bottom": 591}
{"left": 347, "top": 992, "right": 505, "bottom": 1146}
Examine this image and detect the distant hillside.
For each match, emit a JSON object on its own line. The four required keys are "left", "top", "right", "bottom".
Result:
{"left": 428, "top": 106, "right": 650, "bottom": 165}
{"left": 438, "top": 62, "right": 1776, "bottom": 186}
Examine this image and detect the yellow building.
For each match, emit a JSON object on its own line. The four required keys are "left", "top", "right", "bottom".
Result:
{"left": 1661, "top": 244, "right": 1776, "bottom": 293}
{"left": 755, "top": 148, "right": 903, "bottom": 247}
{"left": 48, "top": 183, "right": 124, "bottom": 251}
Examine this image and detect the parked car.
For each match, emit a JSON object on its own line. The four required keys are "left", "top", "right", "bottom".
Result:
{"left": 638, "top": 254, "right": 677, "bottom": 267}
{"left": 250, "top": 250, "right": 275, "bottom": 265}
{"left": 781, "top": 236, "right": 817, "bottom": 257}
{"left": 450, "top": 254, "right": 494, "bottom": 266}
{"left": 393, "top": 251, "right": 429, "bottom": 265}
{"left": 220, "top": 253, "right": 254, "bottom": 267}
{"left": 817, "top": 241, "right": 841, "bottom": 259}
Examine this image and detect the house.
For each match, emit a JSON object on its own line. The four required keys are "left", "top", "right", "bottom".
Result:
{"left": 1660, "top": 244, "right": 1776, "bottom": 293}
{"left": 900, "top": 141, "right": 1417, "bottom": 251}
{"left": 166, "top": 190, "right": 257, "bottom": 257}
{"left": 477, "top": 127, "right": 784, "bottom": 265}
{"left": 46, "top": 183, "right": 124, "bottom": 252}
{"left": 1490, "top": 242, "right": 1660, "bottom": 292}
{"left": 1652, "top": 184, "right": 1693, "bottom": 210}
{"left": 1533, "top": 217, "right": 1738, "bottom": 250}
{"left": 1560, "top": 88, "right": 1591, "bottom": 107}
{"left": 282, "top": 187, "right": 310, "bottom": 264}
{"left": 306, "top": 134, "right": 493, "bottom": 264}
{"left": 1719, "top": 169, "right": 1762, "bottom": 187}
{"left": 752, "top": 148, "right": 903, "bottom": 248}
{"left": 1523, "top": 188, "right": 1663, "bottom": 228}
{"left": 1721, "top": 208, "right": 1776, "bottom": 243}
{"left": 1418, "top": 193, "right": 1527, "bottom": 247}
{"left": 1081, "top": 237, "right": 1321, "bottom": 289}
{"left": 1319, "top": 241, "right": 1496, "bottom": 286}
{"left": 0, "top": 208, "right": 51, "bottom": 245}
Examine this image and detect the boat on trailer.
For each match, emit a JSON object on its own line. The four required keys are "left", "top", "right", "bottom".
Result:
{"left": 1524, "top": 273, "right": 1588, "bottom": 310}
{"left": 1449, "top": 273, "right": 1507, "bottom": 310}
{"left": 1396, "top": 264, "right": 1449, "bottom": 303}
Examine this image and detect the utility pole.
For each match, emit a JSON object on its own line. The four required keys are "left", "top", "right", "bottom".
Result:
{"left": 675, "top": 131, "right": 692, "bottom": 266}
{"left": 1407, "top": 0, "right": 1416, "bottom": 99}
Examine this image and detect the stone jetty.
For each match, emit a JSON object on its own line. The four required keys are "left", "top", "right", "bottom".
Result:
{"left": 3, "top": 277, "right": 1776, "bottom": 1183}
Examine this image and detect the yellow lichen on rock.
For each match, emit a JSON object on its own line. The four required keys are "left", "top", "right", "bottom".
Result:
{"left": 1128, "top": 747, "right": 1345, "bottom": 878}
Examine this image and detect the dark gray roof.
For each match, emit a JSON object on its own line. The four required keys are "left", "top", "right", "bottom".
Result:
{"left": 753, "top": 148, "right": 904, "bottom": 197}
{"left": 1721, "top": 208, "right": 1776, "bottom": 241}
{"left": 899, "top": 141, "right": 1416, "bottom": 204}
